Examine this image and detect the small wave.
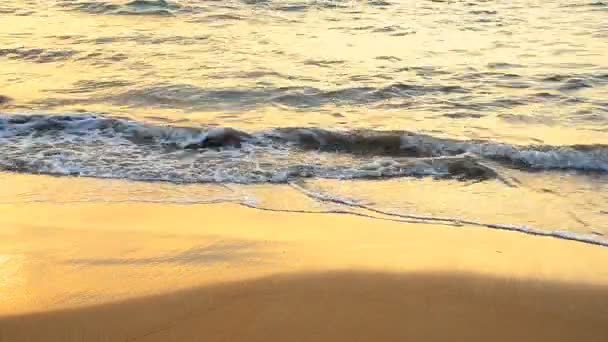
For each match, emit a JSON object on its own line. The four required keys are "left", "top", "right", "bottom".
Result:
{"left": 59, "top": 0, "right": 177, "bottom": 16}
{"left": 487, "top": 62, "right": 524, "bottom": 69}
{"left": 0, "top": 114, "right": 498, "bottom": 183}
{"left": 34, "top": 82, "right": 466, "bottom": 110}
{"left": 48, "top": 80, "right": 135, "bottom": 95}
{"left": 0, "top": 6, "right": 15, "bottom": 14}
{"left": 541, "top": 73, "right": 608, "bottom": 91}
{"left": 193, "top": 13, "right": 245, "bottom": 22}
{"left": 287, "top": 183, "right": 608, "bottom": 248}
{"left": 0, "top": 47, "right": 77, "bottom": 63}
{"left": 41, "top": 82, "right": 470, "bottom": 111}
{"left": 270, "top": 127, "right": 608, "bottom": 172}
{"left": 113, "top": 0, "right": 176, "bottom": 15}
{"left": 0, "top": 114, "right": 607, "bottom": 184}
{"left": 303, "top": 59, "right": 346, "bottom": 68}
{"left": 469, "top": 10, "right": 497, "bottom": 15}
{"left": 243, "top": 0, "right": 357, "bottom": 11}
{"left": 368, "top": 0, "right": 392, "bottom": 7}
{"left": 562, "top": 1, "right": 607, "bottom": 8}
{"left": 70, "top": 34, "right": 210, "bottom": 46}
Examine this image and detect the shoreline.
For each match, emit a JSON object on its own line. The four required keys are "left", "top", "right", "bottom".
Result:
{"left": 1, "top": 178, "right": 607, "bottom": 341}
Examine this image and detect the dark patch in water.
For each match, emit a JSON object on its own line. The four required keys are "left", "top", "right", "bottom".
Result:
{"left": 195, "top": 13, "right": 244, "bottom": 22}
{"left": 372, "top": 25, "right": 401, "bottom": 33}
{"left": 562, "top": 1, "right": 607, "bottom": 8}
{"left": 0, "top": 6, "right": 16, "bottom": 14}
{"left": 390, "top": 30, "right": 416, "bottom": 36}
{"left": 272, "top": 128, "right": 412, "bottom": 156}
{"left": 368, "top": 0, "right": 392, "bottom": 6}
{"left": 376, "top": 56, "right": 402, "bottom": 62}
{"left": 0, "top": 95, "right": 12, "bottom": 106}
{"left": 443, "top": 112, "right": 484, "bottom": 119}
{"left": 469, "top": 10, "right": 497, "bottom": 15}
{"left": 182, "top": 128, "right": 252, "bottom": 149}
{"left": 275, "top": 4, "right": 308, "bottom": 11}
{"left": 445, "top": 157, "right": 498, "bottom": 181}
{"left": 303, "top": 59, "right": 346, "bottom": 68}
{"left": 487, "top": 62, "right": 524, "bottom": 69}
{"left": 559, "top": 78, "right": 593, "bottom": 91}
{"left": 532, "top": 92, "right": 562, "bottom": 100}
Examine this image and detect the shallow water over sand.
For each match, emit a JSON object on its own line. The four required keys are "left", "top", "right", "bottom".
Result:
{"left": 0, "top": 1, "right": 607, "bottom": 238}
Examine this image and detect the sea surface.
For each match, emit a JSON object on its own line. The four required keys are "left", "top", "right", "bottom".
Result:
{"left": 0, "top": 0, "right": 607, "bottom": 244}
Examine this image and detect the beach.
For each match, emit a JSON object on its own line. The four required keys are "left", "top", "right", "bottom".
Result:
{"left": 1, "top": 0, "right": 608, "bottom": 340}
{"left": 1, "top": 175, "right": 607, "bottom": 341}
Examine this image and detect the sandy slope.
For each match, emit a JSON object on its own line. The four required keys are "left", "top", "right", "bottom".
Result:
{"left": 0, "top": 176, "right": 607, "bottom": 341}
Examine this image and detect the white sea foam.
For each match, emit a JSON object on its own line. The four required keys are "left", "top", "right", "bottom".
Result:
{"left": 0, "top": 113, "right": 607, "bottom": 184}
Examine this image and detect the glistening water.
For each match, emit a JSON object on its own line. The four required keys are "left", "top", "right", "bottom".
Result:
{"left": 0, "top": 0, "right": 607, "bottom": 244}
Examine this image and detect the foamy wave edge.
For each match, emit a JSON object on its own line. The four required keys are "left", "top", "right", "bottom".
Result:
{"left": 1, "top": 113, "right": 606, "bottom": 174}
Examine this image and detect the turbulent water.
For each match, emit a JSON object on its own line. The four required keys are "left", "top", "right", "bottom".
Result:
{"left": 0, "top": 0, "right": 607, "bottom": 242}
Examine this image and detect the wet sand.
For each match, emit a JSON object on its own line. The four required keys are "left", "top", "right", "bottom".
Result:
{"left": 1, "top": 176, "right": 608, "bottom": 341}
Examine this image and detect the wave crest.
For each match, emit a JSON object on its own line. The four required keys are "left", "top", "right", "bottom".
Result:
{"left": 0, "top": 114, "right": 606, "bottom": 184}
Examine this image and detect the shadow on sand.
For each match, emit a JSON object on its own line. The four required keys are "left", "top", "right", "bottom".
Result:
{"left": 1, "top": 270, "right": 607, "bottom": 342}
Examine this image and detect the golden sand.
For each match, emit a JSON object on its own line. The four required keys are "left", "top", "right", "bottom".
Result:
{"left": 0, "top": 177, "right": 607, "bottom": 341}
{"left": 2, "top": 271, "right": 608, "bottom": 342}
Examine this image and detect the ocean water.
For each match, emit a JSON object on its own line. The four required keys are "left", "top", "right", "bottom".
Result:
{"left": 0, "top": 0, "right": 607, "bottom": 244}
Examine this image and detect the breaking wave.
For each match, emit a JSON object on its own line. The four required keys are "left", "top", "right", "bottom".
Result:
{"left": 0, "top": 113, "right": 606, "bottom": 184}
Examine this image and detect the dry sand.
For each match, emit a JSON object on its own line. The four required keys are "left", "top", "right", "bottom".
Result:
{"left": 0, "top": 176, "right": 607, "bottom": 341}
